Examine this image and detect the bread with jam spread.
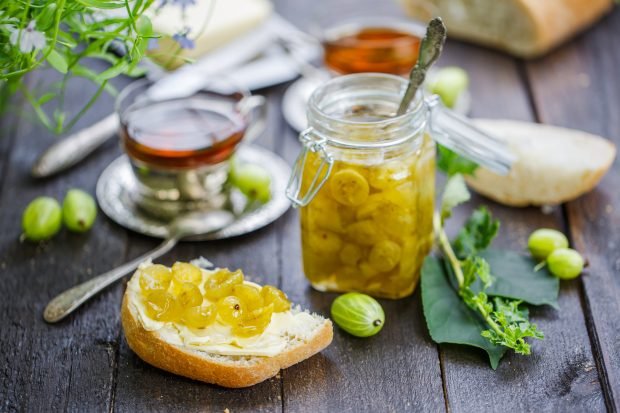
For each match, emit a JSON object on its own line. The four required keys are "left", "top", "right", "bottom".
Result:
{"left": 121, "top": 261, "right": 333, "bottom": 388}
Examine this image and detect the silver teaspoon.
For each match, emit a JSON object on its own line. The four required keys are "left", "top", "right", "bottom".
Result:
{"left": 43, "top": 209, "right": 235, "bottom": 323}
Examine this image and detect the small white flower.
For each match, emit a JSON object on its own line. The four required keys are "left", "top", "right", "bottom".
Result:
{"left": 9, "top": 20, "right": 46, "bottom": 53}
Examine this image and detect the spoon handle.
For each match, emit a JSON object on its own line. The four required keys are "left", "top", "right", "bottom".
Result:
{"left": 397, "top": 18, "right": 447, "bottom": 115}
{"left": 43, "top": 237, "right": 178, "bottom": 323}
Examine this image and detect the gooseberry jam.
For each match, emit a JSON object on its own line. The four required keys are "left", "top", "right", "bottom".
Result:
{"left": 137, "top": 262, "right": 291, "bottom": 337}
{"left": 288, "top": 74, "right": 435, "bottom": 299}
{"left": 299, "top": 135, "right": 435, "bottom": 299}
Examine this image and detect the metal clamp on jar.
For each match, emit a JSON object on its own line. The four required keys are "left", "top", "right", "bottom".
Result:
{"left": 286, "top": 73, "right": 513, "bottom": 299}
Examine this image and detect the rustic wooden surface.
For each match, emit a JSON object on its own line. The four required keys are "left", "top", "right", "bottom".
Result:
{"left": 1, "top": 1, "right": 619, "bottom": 412}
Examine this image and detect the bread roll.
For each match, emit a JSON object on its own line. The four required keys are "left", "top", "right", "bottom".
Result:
{"left": 398, "top": 0, "right": 614, "bottom": 57}
{"left": 464, "top": 119, "right": 616, "bottom": 207}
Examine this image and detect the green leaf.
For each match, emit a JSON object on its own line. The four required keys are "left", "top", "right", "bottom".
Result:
{"left": 479, "top": 249, "right": 560, "bottom": 309}
{"left": 56, "top": 31, "right": 78, "bottom": 49}
{"left": 453, "top": 207, "right": 499, "bottom": 258}
{"left": 125, "top": 65, "right": 149, "bottom": 77}
{"left": 95, "top": 60, "right": 129, "bottom": 82}
{"left": 136, "top": 15, "right": 153, "bottom": 36}
{"left": 421, "top": 256, "right": 507, "bottom": 369}
{"left": 36, "top": 3, "right": 58, "bottom": 31}
{"left": 462, "top": 255, "right": 492, "bottom": 289}
{"left": 440, "top": 173, "right": 470, "bottom": 221}
{"left": 71, "top": 65, "right": 118, "bottom": 96}
{"left": 46, "top": 49, "right": 68, "bottom": 74}
{"left": 437, "top": 144, "right": 478, "bottom": 177}
{"left": 76, "top": 0, "right": 126, "bottom": 9}
{"left": 38, "top": 93, "right": 57, "bottom": 106}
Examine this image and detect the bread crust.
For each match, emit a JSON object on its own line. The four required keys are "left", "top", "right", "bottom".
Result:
{"left": 522, "top": 0, "right": 613, "bottom": 57}
{"left": 399, "top": 0, "right": 614, "bottom": 57}
{"left": 121, "top": 294, "right": 333, "bottom": 388}
{"left": 465, "top": 119, "right": 617, "bottom": 206}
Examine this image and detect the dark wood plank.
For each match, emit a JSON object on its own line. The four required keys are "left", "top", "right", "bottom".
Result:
{"left": 112, "top": 86, "right": 288, "bottom": 413}
{"left": 0, "top": 67, "right": 131, "bottom": 412}
{"left": 437, "top": 42, "right": 604, "bottom": 412}
{"left": 525, "top": 9, "right": 620, "bottom": 411}
{"left": 0, "top": 94, "right": 21, "bottom": 195}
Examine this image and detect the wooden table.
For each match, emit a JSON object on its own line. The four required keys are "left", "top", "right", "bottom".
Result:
{"left": 2, "top": 2, "right": 619, "bottom": 412}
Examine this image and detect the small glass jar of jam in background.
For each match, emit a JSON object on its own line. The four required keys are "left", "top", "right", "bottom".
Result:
{"left": 321, "top": 17, "right": 423, "bottom": 76}
{"left": 287, "top": 73, "right": 514, "bottom": 299}
{"left": 301, "top": 0, "right": 424, "bottom": 76}
{"left": 116, "top": 79, "right": 266, "bottom": 219}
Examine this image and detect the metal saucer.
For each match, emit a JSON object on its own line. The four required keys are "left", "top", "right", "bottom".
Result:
{"left": 96, "top": 146, "right": 291, "bottom": 240}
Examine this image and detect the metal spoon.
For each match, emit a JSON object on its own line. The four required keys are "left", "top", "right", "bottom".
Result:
{"left": 397, "top": 17, "right": 447, "bottom": 115}
{"left": 43, "top": 209, "right": 235, "bottom": 323}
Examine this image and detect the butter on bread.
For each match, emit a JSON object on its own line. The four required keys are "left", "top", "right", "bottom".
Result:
{"left": 465, "top": 119, "right": 616, "bottom": 207}
{"left": 148, "top": 0, "right": 272, "bottom": 69}
{"left": 398, "top": 0, "right": 614, "bottom": 58}
{"left": 121, "top": 265, "right": 333, "bottom": 388}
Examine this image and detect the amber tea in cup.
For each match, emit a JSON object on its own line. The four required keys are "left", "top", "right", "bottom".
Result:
{"left": 322, "top": 19, "right": 422, "bottom": 75}
{"left": 121, "top": 95, "right": 248, "bottom": 168}
{"left": 116, "top": 79, "right": 266, "bottom": 219}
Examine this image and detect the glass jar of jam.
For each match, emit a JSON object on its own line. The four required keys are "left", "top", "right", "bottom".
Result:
{"left": 286, "top": 73, "right": 514, "bottom": 299}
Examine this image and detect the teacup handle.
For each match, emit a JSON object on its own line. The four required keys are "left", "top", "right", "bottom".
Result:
{"left": 237, "top": 95, "right": 267, "bottom": 144}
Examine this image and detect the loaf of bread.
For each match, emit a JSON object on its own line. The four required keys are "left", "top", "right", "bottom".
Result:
{"left": 465, "top": 119, "right": 617, "bottom": 207}
{"left": 398, "top": 0, "right": 614, "bottom": 57}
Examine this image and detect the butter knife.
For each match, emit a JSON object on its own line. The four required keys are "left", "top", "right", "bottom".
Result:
{"left": 31, "top": 114, "right": 120, "bottom": 178}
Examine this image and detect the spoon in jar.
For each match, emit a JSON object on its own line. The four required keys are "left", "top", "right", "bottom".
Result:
{"left": 43, "top": 209, "right": 235, "bottom": 324}
{"left": 397, "top": 17, "right": 447, "bottom": 115}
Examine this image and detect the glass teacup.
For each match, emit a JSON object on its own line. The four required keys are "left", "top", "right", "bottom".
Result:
{"left": 116, "top": 78, "right": 266, "bottom": 219}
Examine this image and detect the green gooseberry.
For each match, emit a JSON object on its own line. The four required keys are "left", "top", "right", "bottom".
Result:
{"left": 528, "top": 228, "right": 569, "bottom": 260}
{"left": 429, "top": 66, "right": 469, "bottom": 109}
{"left": 22, "top": 197, "right": 62, "bottom": 241}
{"left": 547, "top": 248, "right": 584, "bottom": 280}
{"left": 230, "top": 162, "right": 271, "bottom": 204}
{"left": 331, "top": 292, "right": 385, "bottom": 338}
{"left": 62, "top": 189, "right": 97, "bottom": 232}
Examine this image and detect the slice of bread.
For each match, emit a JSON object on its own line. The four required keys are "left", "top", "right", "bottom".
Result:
{"left": 121, "top": 274, "right": 332, "bottom": 388}
{"left": 464, "top": 119, "right": 616, "bottom": 207}
{"left": 398, "top": 0, "right": 613, "bottom": 58}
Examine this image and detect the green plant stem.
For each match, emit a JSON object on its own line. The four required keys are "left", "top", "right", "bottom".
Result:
{"left": 434, "top": 212, "right": 464, "bottom": 286}
{"left": 433, "top": 211, "right": 503, "bottom": 336}
{"left": 63, "top": 79, "right": 107, "bottom": 131}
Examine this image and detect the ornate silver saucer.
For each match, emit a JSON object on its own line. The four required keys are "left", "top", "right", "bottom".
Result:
{"left": 96, "top": 145, "right": 291, "bottom": 240}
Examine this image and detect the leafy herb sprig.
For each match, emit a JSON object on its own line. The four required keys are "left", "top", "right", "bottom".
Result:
{"left": 0, "top": 0, "right": 201, "bottom": 133}
{"left": 432, "top": 147, "right": 544, "bottom": 356}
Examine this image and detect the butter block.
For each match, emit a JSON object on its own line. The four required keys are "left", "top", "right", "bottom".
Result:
{"left": 148, "top": 0, "right": 273, "bottom": 69}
